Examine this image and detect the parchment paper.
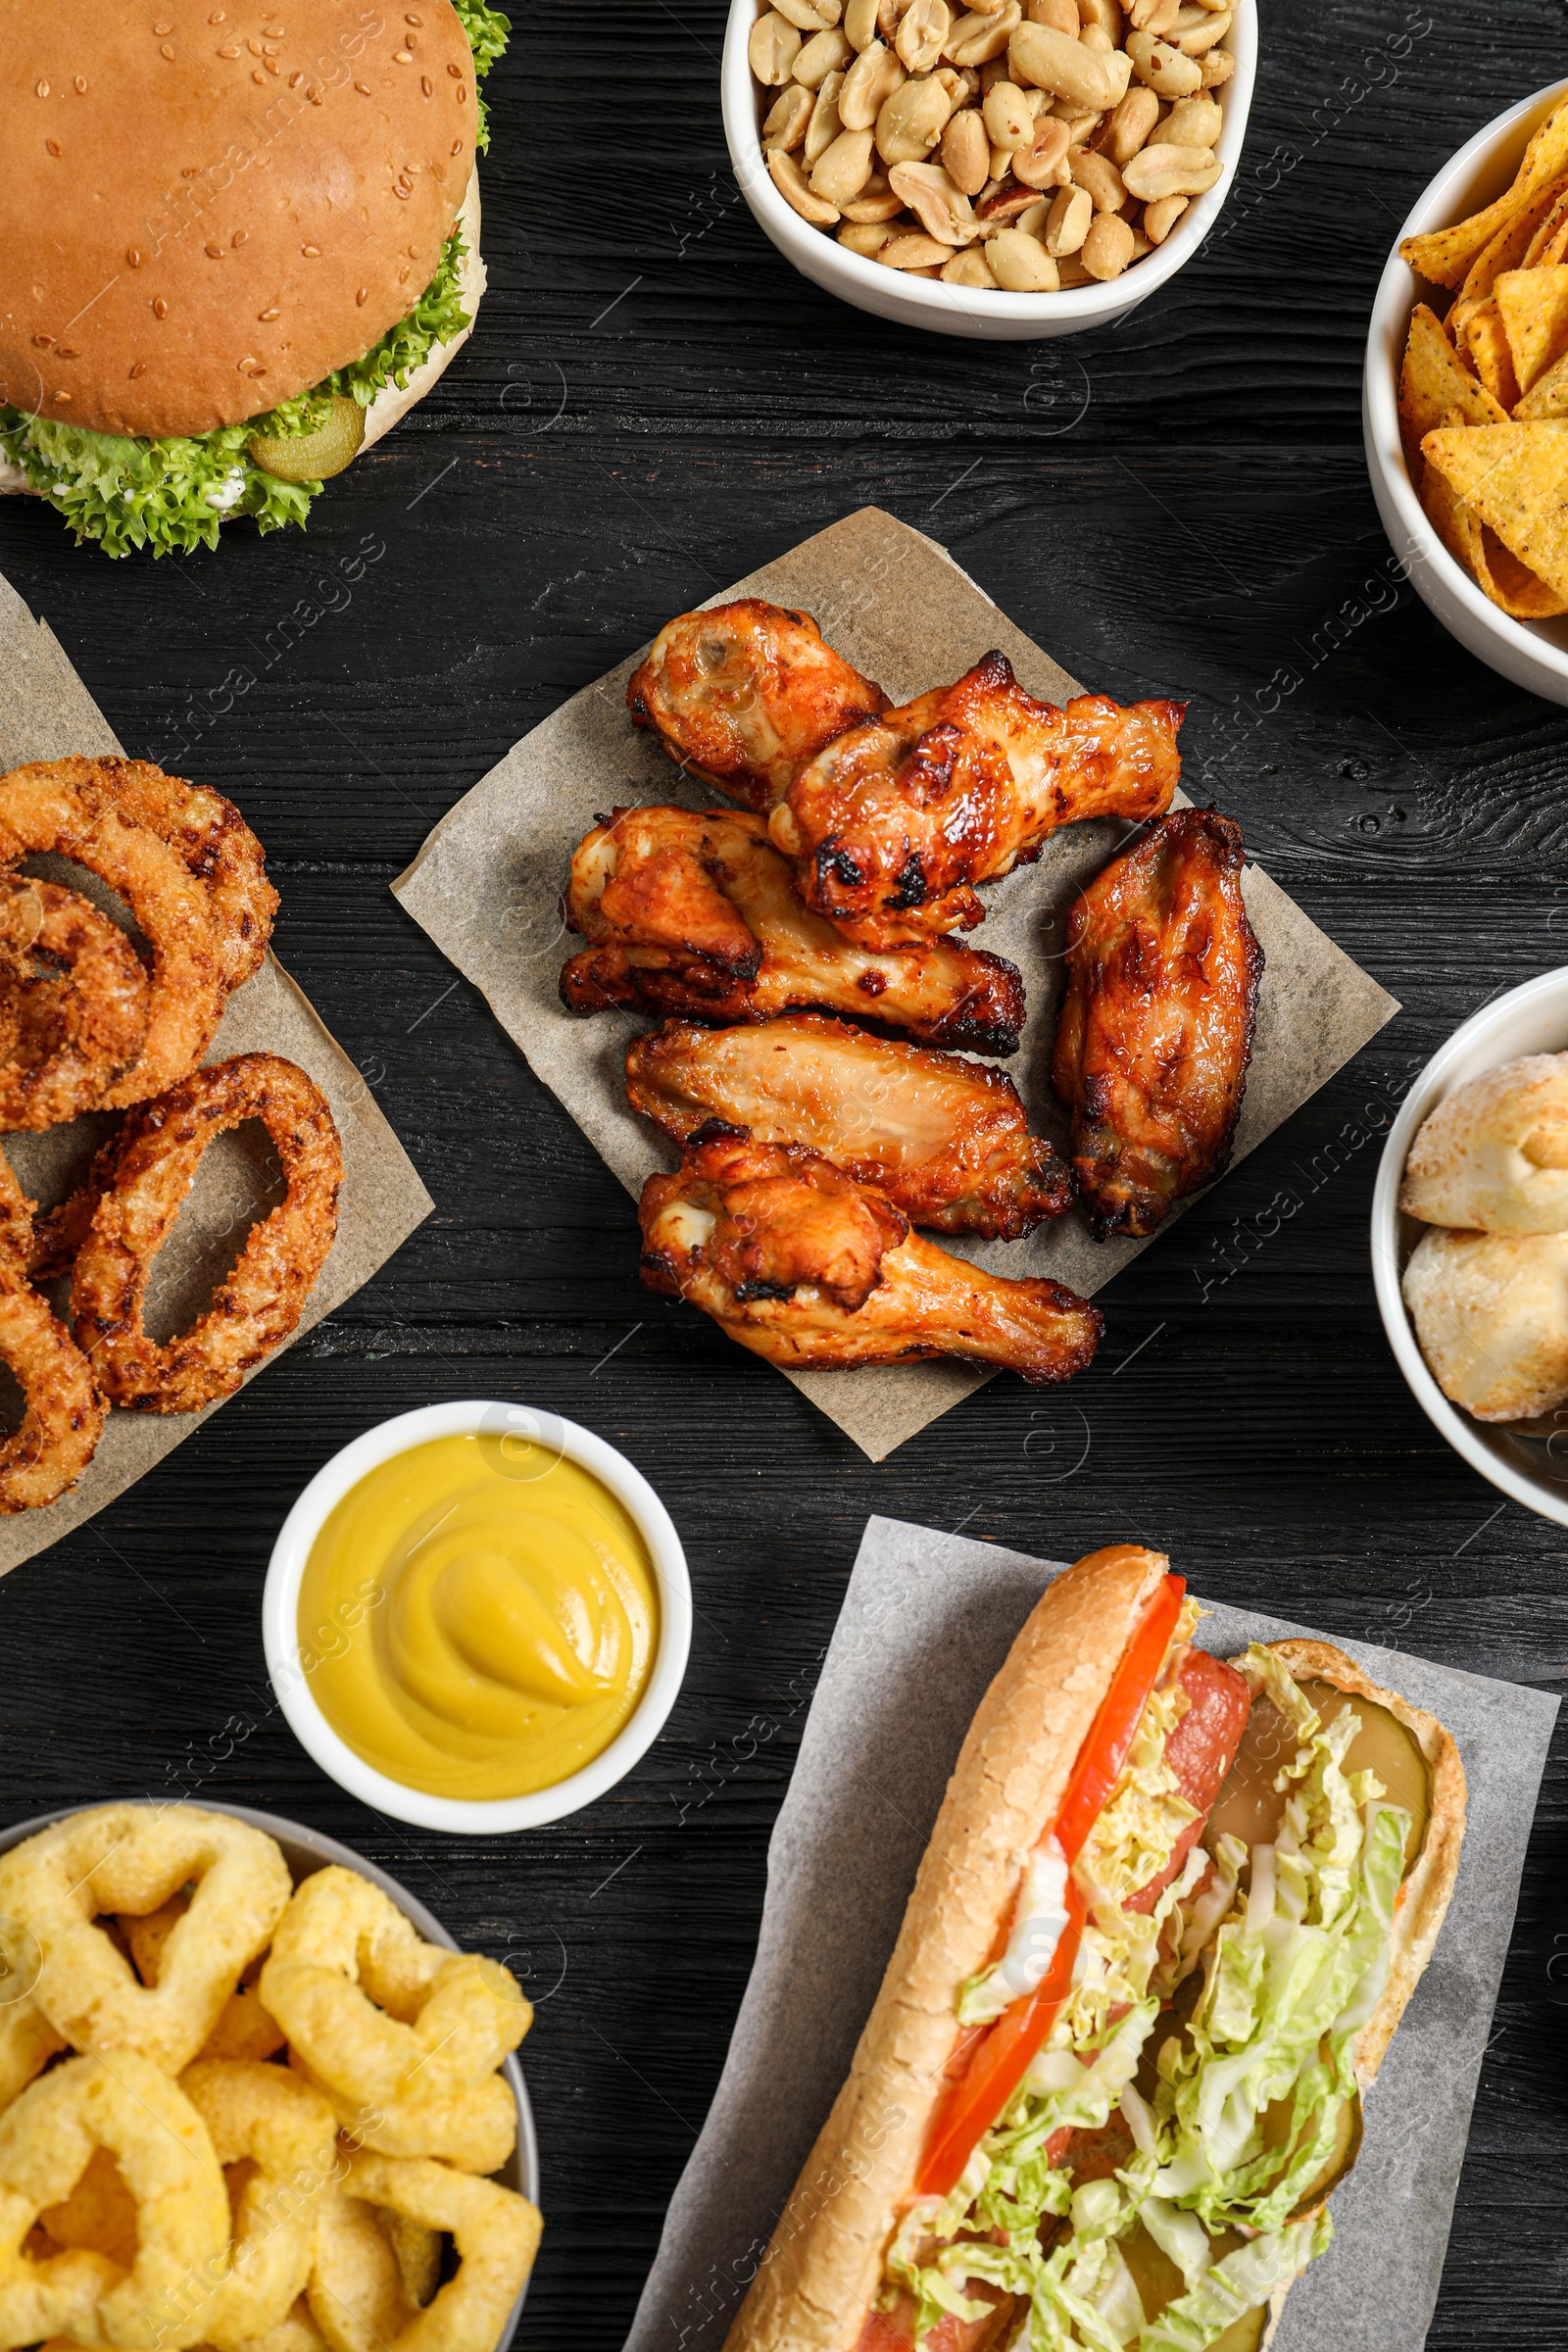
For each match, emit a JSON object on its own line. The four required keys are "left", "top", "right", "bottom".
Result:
{"left": 0, "top": 564, "right": 433, "bottom": 1574}
{"left": 629, "top": 1515, "right": 1557, "bottom": 2352}
{"left": 393, "top": 510, "right": 1397, "bottom": 1460}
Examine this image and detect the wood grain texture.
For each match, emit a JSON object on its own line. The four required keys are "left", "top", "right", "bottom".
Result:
{"left": 0, "top": 0, "right": 1565, "bottom": 2343}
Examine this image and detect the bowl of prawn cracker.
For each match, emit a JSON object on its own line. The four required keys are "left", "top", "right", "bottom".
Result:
{"left": 0, "top": 1800, "right": 541, "bottom": 2352}
{"left": 1365, "top": 76, "right": 1568, "bottom": 701}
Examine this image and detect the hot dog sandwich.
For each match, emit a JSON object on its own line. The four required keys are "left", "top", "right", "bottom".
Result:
{"left": 726, "top": 1544, "right": 1466, "bottom": 2352}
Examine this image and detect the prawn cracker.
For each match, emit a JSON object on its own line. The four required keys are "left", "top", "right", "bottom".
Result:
{"left": 1401, "top": 96, "right": 1568, "bottom": 287}
{"left": 1398, "top": 303, "right": 1506, "bottom": 468}
{"left": 1421, "top": 419, "right": 1568, "bottom": 600}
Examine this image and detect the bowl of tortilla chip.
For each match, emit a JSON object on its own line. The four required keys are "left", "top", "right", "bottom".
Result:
{"left": 1365, "top": 77, "right": 1568, "bottom": 702}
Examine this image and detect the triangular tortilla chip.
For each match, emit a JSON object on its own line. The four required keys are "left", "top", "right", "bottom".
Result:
{"left": 1420, "top": 417, "right": 1568, "bottom": 615}
{"left": 1480, "top": 525, "right": 1568, "bottom": 615}
{"left": 1452, "top": 175, "right": 1568, "bottom": 338}
{"left": 1526, "top": 179, "right": 1568, "bottom": 267}
{"left": 1495, "top": 264, "right": 1568, "bottom": 392}
{"left": 1515, "top": 338, "right": 1568, "bottom": 416}
{"left": 1399, "top": 303, "right": 1508, "bottom": 466}
{"left": 1419, "top": 450, "right": 1484, "bottom": 576}
{"left": 1462, "top": 297, "right": 1521, "bottom": 408}
{"left": 1401, "top": 97, "right": 1568, "bottom": 288}
{"left": 1422, "top": 419, "right": 1568, "bottom": 599}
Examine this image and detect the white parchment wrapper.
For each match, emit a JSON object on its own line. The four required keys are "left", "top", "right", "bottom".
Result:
{"left": 628, "top": 1515, "right": 1558, "bottom": 2352}
{"left": 393, "top": 509, "right": 1398, "bottom": 1461}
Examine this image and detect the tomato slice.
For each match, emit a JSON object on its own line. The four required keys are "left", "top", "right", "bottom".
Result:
{"left": 912, "top": 1573, "right": 1186, "bottom": 2199}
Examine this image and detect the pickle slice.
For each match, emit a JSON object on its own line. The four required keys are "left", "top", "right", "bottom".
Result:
{"left": 249, "top": 393, "right": 366, "bottom": 483}
{"left": 1207, "top": 1679, "right": 1430, "bottom": 1872}
{"left": 1120, "top": 2223, "right": 1266, "bottom": 2349}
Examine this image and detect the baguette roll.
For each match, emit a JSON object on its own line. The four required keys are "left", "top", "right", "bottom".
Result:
{"left": 725, "top": 1556, "right": 1467, "bottom": 2352}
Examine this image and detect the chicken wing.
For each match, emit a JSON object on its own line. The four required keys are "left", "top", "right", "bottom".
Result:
{"left": 767, "top": 652, "right": 1185, "bottom": 945}
{"left": 639, "top": 1132, "right": 1102, "bottom": 1383}
{"left": 626, "top": 600, "right": 890, "bottom": 812}
{"left": 625, "top": 1013, "right": 1071, "bottom": 1239}
{"left": 1051, "top": 808, "right": 1263, "bottom": 1241}
{"left": 560, "top": 807, "right": 1027, "bottom": 1055}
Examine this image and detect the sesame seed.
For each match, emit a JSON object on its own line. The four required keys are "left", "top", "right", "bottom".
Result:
{"left": 205, "top": 242, "right": 223, "bottom": 258}
{"left": 32, "top": 334, "right": 54, "bottom": 349}
{"left": 290, "top": 70, "right": 303, "bottom": 85}
{"left": 219, "top": 44, "right": 239, "bottom": 57}
{"left": 238, "top": 357, "right": 267, "bottom": 374}
{"left": 74, "top": 74, "right": 87, "bottom": 92}
{"left": 456, "top": 82, "right": 466, "bottom": 100}
{"left": 301, "top": 243, "right": 321, "bottom": 257}
{"left": 130, "top": 362, "right": 148, "bottom": 377}
{"left": 161, "top": 41, "right": 175, "bottom": 58}
{"left": 247, "top": 36, "right": 262, "bottom": 53}
{"left": 447, "top": 61, "right": 461, "bottom": 75}
{"left": 450, "top": 137, "right": 461, "bottom": 154}
{"left": 258, "top": 307, "right": 280, "bottom": 320}
{"left": 307, "top": 83, "right": 321, "bottom": 102}
{"left": 57, "top": 346, "right": 78, "bottom": 359}
{"left": 181, "top": 166, "right": 199, "bottom": 176}
{"left": 393, "top": 48, "right": 413, "bottom": 61}
{"left": 153, "top": 297, "right": 169, "bottom": 318}
{"left": 232, "top": 228, "right": 247, "bottom": 245}
{"left": 398, "top": 266, "right": 410, "bottom": 281}
{"left": 54, "top": 391, "right": 72, "bottom": 403}
{"left": 35, "top": 79, "right": 48, "bottom": 95}
{"left": 126, "top": 247, "right": 142, "bottom": 267}
{"left": 252, "top": 68, "right": 264, "bottom": 80}
{"left": 209, "top": 10, "right": 225, "bottom": 21}
{"left": 356, "top": 286, "right": 369, "bottom": 304}
{"left": 407, "top": 9, "right": 422, "bottom": 19}
{"left": 264, "top": 54, "right": 278, "bottom": 70}
{"left": 421, "top": 74, "right": 431, "bottom": 94}
{"left": 45, "top": 138, "right": 61, "bottom": 155}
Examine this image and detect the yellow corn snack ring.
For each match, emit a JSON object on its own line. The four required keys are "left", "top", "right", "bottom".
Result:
{"left": 122, "top": 1904, "right": 286, "bottom": 2067}
{"left": 285, "top": 2051, "right": 518, "bottom": 2179}
{"left": 176, "top": 2063, "right": 340, "bottom": 2352}
{"left": 321, "top": 2154, "right": 539, "bottom": 2352}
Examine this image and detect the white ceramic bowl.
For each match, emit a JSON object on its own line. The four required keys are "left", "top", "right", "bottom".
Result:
{"left": 0, "top": 1799, "right": 540, "bottom": 2348}
{"left": 1371, "top": 969, "right": 1568, "bottom": 1526}
{"left": 721, "top": 0, "right": 1256, "bottom": 340}
{"left": 1363, "top": 77, "right": 1568, "bottom": 704}
{"left": 263, "top": 1400, "right": 692, "bottom": 1834}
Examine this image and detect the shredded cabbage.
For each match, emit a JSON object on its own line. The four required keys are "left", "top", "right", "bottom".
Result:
{"left": 893, "top": 1642, "right": 1410, "bottom": 2351}
{"left": 0, "top": 0, "right": 508, "bottom": 558}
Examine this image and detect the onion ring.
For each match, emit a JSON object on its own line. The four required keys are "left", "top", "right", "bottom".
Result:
{"left": 260, "top": 1868, "right": 527, "bottom": 2113}
{"left": 0, "top": 1145, "right": 102, "bottom": 1512}
{"left": 0, "top": 1803, "right": 292, "bottom": 2072}
{"left": 66, "top": 760, "right": 275, "bottom": 996}
{"left": 0, "top": 2051, "right": 229, "bottom": 2352}
{"left": 311, "top": 2155, "right": 540, "bottom": 2352}
{"left": 0, "top": 760, "right": 226, "bottom": 1108}
{"left": 69, "top": 1054, "right": 343, "bottom": 1414}
{"left": 0, "top": 879, "right": 149, "bottom": 1131}
{"left": 177, "top": 2062, "right": 339, "bottom": 2352}
{"left": 122, "top": 1899, "right": 286, "bottom": 2065}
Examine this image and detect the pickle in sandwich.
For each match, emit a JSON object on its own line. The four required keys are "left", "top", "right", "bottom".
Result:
{"left": 725, "top": 1544, "right": 1467, "bottom": 2352}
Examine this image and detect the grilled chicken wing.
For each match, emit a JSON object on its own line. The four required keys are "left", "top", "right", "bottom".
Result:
{"left": 560, "top": 807, "right": 1027, "bottom": 1055}
{"left": 627, "top": 600, "right": 890, "bottom": 812}
{"left": 639, "top": 1133, "right": 1102, "bottom": 1383}
{"left": 625, "top": 1013, "right": 1071, "bottom": 1240}
{"left": 1051, "top": 808, "right": 1263, "bottom": 1241}
{"left": 767, "top": 652, "right": 1185, "bottom": 945}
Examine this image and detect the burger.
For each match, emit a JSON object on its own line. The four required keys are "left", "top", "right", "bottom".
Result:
{"left": 0, "top": 0, "right": 508, "bottom": 558}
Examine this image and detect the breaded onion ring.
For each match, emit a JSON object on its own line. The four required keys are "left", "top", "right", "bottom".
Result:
{"left": 67, "top": 759, "right": 276, "bottom": 995}
{"left": 0, "top": 1803, "right": 291, "bottom": 2072}
{"left": 0, "top": 1144, "right": 104, "bottom": 1514}
{"left": 70, "top": 1053, "right": 343, "bottom": 1414}
{"left": 0, "top": 760, "right": 225, "bottom": 1108}
{"left": 312, "top": 2156, "right": 540, "bottom": 2352}
{"left": 0, "top": 879, "right": 149, "bottom": 1130}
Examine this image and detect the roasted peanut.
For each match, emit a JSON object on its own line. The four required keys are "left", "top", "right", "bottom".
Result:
{"left": 1126, "top": 27, "right": 1200, "bottom": 90}
{"left": 987, "top": 224, "right": 1059, "bottom": 286}
{"left": 1077, "top": 0, "right": 1122, "bottom": 30}
{"left": 1008, "top": 21, "right": 1117, "bottom": 105}
{"left": 1043, "top": 180, "right": 1091, "bottom": 251}
{"left": 983, "top": 77, "right": 1035, "bottom": 145}
{"left": 1120, "top": 138, "right": 1219, "bottom": 197}
{"left": 845, "top": 0, "right": 882, "bottom": 45}
{"left": 763, "top": 83, "right": 814, "bottom": 147}
{"left": 1051, "top": 103, "right": 1104, "bottom": 142}
{"left": 943, "top": 105, "right": 993, "bottom": 192}
{"left": 879, "top": 227, "right": 953, "bottom": 266}
{"left": 1015, "top": 195, "right": 1049, "bottom": 232}
{"left": 936, "top": 62, "right": 980, "bottom": 101}
{"left": 770, "top": 0, "right": 842, "bottom": 26}
{"left": 943, "top": 243, "right": 999, "bottom": 283}
{"left": 1101, "top": 81, "right": 1158, "bottom": 160}
{"left": 989, "top": 139, "right": 1012, "bottom": 175}
{"left": 840, "top": 37, "right": 906, "bottom": 124}
{"left": 1026, "top": 0, "right": 1078, "bottom": 28}
{"left": 839, "top": 217, "right": 899, "bottom": 254}
{"left": 811, "top": 124, "right": 877, "bottom": 197}
{"left": 1012, "top": 115, "right": 1071, "bottom": 183}
{"left": 767, "top": 146, "right": 841, "bottom": 220}
{"left": 896, "top": 0, "right": 951, "bottom": 69}
{"left": 795, "top": 25, "right": 854, "bottom": 81}
{"left": 805, "top": 70, "right": 846, "bottom": 161}
{"left": 877, "top": 74, "right": 953, "bottom": 160}
{"left": 1157, "top": 92, "right": 1220, "bottom": 145}
{"left": 1141, "top": 189, "right": 1188, "bottom": 241}
{"left": 1171, "top": 1, "right": 1229, "bottom": 50}
{"left": 945, "top": 1, "right": 1021, "bottom": 66}
{"left": 750, "top": 11, "right": 803, "bottom": 83}
{"left": 889, "top": 157, "right": 980, "bottom": 239}
{"left": 1080, "top": 208, "right": 1134, "bottom": 275}
{"left": 1198, "top": 42, "right": 1233, "bottom": 83}
{"left": 841, "top": 168, "right": 907, "bottom": 216}
{"left": 1055, "top": 247, "right": 1094, "bottom": 282}
{"left": 1079, "top": 21, "right": 1113, "bottom": 53}
{"left": 1127, "top": 0, "right": 1180, "bottom": 28}
{"left": 1068, "top": 143, "right": 1124, "bottom": 207}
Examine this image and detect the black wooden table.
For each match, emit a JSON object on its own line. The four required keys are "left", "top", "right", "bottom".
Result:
{"left": 2, "top": 1, "right": 1565, "bottom": 2342}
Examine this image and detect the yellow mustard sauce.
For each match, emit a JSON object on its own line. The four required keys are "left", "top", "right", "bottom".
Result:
{"left": 297, "top": 1433, "right": 660, "bottom": 1799}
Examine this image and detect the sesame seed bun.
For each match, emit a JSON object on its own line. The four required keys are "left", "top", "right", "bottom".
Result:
{"left": 0, "top": 0, "right": 478, "bottom": 440}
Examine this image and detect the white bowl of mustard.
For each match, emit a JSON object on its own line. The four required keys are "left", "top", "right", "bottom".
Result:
{"left": 262, "top": 1400, "right": 692, "bottom": 1834}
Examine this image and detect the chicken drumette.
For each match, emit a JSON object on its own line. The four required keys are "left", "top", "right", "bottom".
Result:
{"left": 627, "top": 600, "right": 890, "bottom": 812}
{"left": 560, "top": 806, "right": 1027, "bottom": 1056}
{"left": 639, "top": 1132, "right": 1102, "bottom": 1383}
{"left": 1051, "top": 808, "right": 1263, "bottom": 1240}
{"left": 767, "top": 651, "right": 1186, "bottom": 945}
{"left": 625, "top": 1013, "right": 1071, "bottom": 1240}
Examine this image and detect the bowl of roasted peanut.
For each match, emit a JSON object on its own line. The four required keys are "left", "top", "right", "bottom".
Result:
{"left": 723, "top": 0, "right": 1254, "bottom": 339}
